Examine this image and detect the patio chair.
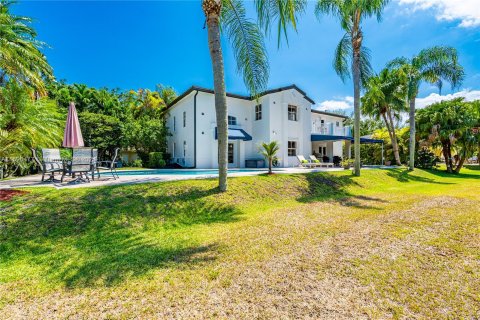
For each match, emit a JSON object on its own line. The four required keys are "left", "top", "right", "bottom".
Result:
{"left": 297, "top": 155, "right": 315, "bottom": 168}
{"left": 96, "top": 148, "right": 120, "bottom": 180}
{"left": 309, "top": 155, "right": 334, "bottom": 168}
{"left": 61, "top": 148, "right": 95, "bottom": 183}
{"left": 31, "top": 148, "right": 63, "bottom": 182}
{"left": 90, "top": 148, "right": 98, "bottom": 180}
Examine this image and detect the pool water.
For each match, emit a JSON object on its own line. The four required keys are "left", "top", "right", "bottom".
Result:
{"left": 107, "top": 169, "right": 270, "bottom": 176}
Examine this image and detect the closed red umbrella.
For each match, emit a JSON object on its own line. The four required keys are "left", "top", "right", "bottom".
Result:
{"left": 63, "top": 102, "right": 84, "bottom": 147}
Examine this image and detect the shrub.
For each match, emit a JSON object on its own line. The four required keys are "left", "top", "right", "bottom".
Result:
{"left": 416, "top": 148, "right": 439, "bottom": 169}
{"left": 340, "top": 158, "right": 354, "bottom": 169}
{"left": 322, "top": 155, "right": 330, "bottom": 163}
{"left": 131, "top": 159, "right": 143, "bottom": 167}
{"left": 148, "top": 152, "right": 166, "bottom": 168}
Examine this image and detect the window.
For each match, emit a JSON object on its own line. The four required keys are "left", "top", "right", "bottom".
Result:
{"left": 183, "top": 111, "right": 186, "bottom": 127}
{"left": 288, "top": 105, "right": 297, "bottom": 121}
{"left": 228, "top": 143, "right": 234, "bottom": 163}
{"left": 183, "top": 141, "right": 186, "bottom": 157}
{"left": 173, "top": 116, "right": 176, "bottom": 131}
{"left": 288, "top": 141, "right": 297, "bottom": 157}
{"left": 321, "top": 119, "right": 325, "bottom": 124}
{"left": 255, "top": 104, "right": 262, "bottom": 120}
{"left": 172, "top": 142, "right": 176, "bottom": 158}
{"left": 228, "top": 116, "right": 237, "bottom": 126}
{"left": 319, "top": 146, "right": 326, "bottom": 155}
{"left": 336, "top": 121, "right": 340, "bottom": 127}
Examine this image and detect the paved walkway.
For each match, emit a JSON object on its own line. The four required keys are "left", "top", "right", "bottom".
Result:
{"left": 0, "top": 166, "right": 396, "bottom": 189}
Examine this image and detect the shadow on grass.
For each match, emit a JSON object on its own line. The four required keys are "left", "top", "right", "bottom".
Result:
{"left": 0, "top": 184, "right": 238, "bottom": 287}
{"left": 386, "top": 169, "right": 454, "bottom": 184}
{"left": 296, "top": 172, "right": 387, "bottom": 210}
{"left": 425, "top": 168, "right": 480, "bottom": 180}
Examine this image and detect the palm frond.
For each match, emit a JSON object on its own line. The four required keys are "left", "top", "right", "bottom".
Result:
{"left": 255, "top": 0, "right": 307, "bottom": 47}
{"left": 416, "top": 46, "right": 465, "bottom": 92}
{"left": 359, "top": 44, "right": 373, "bottom": 87}
{"left": 221, "top": 0, "right": 269, "bottom": 97}
{"left": 333, "top": 32, "right": 352, "bottom": 82}
{"left": 0, "top": 0, "right": 53, "bottom": 95}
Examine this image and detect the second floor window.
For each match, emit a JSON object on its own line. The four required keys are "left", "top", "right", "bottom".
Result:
{"left": 288, "top": 105, "right": 297, "bottom": 121}
{"left": 255, "top": 104, "right": 262, "bottom": 120}
{"left": 228, "top": 115, "right": 237, "bottom": 126}
{"left": 173, "top": 116, "right": 176, "bottom": 131}
{"left": 336, "top": 121, "right": 340, "bottom": 127}
{"left": 183, "top": 111, "right": 186, "bottom": 127}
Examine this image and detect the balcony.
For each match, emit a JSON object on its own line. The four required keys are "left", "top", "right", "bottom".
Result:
{"left": 312, "top": 122, "right": 351, "bottom": 137}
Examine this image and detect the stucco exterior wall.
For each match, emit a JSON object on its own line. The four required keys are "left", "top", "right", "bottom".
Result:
{"left": 166, "top": 87, "right": 348, "bottom": 169}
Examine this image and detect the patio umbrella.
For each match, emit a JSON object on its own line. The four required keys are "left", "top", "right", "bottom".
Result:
{"left": 62, "top": 102, "right": 84, "bottom": 147}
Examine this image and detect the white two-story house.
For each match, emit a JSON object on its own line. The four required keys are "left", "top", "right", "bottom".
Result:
{"left": 166, "top": 85, "right": 352, "bottom": 169}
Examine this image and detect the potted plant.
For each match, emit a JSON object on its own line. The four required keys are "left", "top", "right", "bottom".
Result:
{"left": 341, "top": 158, "right": 354, "bottom": 169}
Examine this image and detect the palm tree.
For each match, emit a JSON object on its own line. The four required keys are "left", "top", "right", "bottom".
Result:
{"left": 0, "top": 80, "right": 63, "bottom": 157}
{"left": 316, "top": 0, "right": 390, "bottom": 176}
{"left": 0, "top": 0, "right": 53, "bottom": 95}
{"left": 388, "top": 46, "right": 464, "bottom": 170}
{"left": 202, "top": 0, "right": 305, "bottom": 191}
{"left": 362, "top": 68, "right": 407, "bottom": 165}
{"left": 260, "top": 141, "right": 280, "bottom": 174}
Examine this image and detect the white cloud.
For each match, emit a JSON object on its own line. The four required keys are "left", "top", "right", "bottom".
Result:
{"left": 398, "top": 0, "right": 480, "bottom": 27}
{"left": 316, "top": 96, "right": 354, "bottom": 111}
{"left": 415, "top": 90, "right": 480, "bottom": 108}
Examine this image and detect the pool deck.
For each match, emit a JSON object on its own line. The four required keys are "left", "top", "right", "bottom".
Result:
{"left": 0, "top": 166, "right": 397, "bottom": 189}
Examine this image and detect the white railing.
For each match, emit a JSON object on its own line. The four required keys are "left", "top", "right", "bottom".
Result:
{"left": 312, "top": 123, "right": 352, "bottom": 137}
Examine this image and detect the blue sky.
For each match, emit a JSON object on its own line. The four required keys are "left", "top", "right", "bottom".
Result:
{"left": 14, "top": 1, "right": 480, "bottom": 112}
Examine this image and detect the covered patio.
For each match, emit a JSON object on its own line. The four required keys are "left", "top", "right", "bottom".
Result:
{"left": 311, "top": 134, "right": 385, "bottom": 164}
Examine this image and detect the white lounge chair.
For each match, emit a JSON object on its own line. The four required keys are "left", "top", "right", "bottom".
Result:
{"left": 297, "top": 155, "right": 315, "bottom": 168}
{"left": 309, "top": 155, "right": 334, "bottom": 168}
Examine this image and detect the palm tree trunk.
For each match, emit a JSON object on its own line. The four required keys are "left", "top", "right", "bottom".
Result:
{"left": 386, "top": 108, "right": 402, "bottom": 166}
{"left": 454, "top": 155, "right": 466, "bottom": 173}
{"left": 205, "top": 1, "right": 228, "bottom": 191}
{"left": 442, "top": 140, "right": 453, "bottom": 173}
{"left": 408, "top": 97, "right": 416, "bottom": 170}
{"left": 381, "top": 112, "right": 395, "bottom": 162}
{"left": 352, "top": 43, "right": 361, "bottom": 176}
{"left": 269, "top": 158, "right": 272, "bottom": 174}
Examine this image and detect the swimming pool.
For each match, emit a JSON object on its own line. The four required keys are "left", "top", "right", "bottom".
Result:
{"left": 108, "top": 168, "right": 271, "bottom": 176}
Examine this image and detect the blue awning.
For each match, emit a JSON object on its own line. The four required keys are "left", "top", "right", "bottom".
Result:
{"left": 311, "top": 134, "right": 383, "bottom": 144}
{"left": 311, "top": 134, "right": 349, "bottom": 142}
{"left": 215, "top": 127, "right": 253, "bottom": 141}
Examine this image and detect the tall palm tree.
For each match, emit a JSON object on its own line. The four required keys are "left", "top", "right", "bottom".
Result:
{"left": 362, "top": 68, "right": 407, "bottom": 165}
{"left": 202, "top": 0, "right": 305, "bottom": 191}
{"left": 388, "top": 46, "right": 464, "bottom": 170}
{"left": 316, "top": 0, "right": 390, "bottom": 176}
{"left": 0, "top": 0, "right": 53, "bottom": 95}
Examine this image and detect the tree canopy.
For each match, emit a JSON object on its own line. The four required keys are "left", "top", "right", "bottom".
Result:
{"left": 416, "top": 98, "right": 479, "bottom": 173}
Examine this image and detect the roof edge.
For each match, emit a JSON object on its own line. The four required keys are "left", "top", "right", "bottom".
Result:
{"left": 311, "top": 109, "right": 349, "bottom": 119}
{"left": 166, "top": 84, "right": 316, "bottom": 110}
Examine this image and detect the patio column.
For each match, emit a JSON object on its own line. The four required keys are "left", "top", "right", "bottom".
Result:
{"left": 345, "top": 140, "right": 352, "bottom": 159}
{"left": 381, "top": 143, "right": 384, "bottom": 166}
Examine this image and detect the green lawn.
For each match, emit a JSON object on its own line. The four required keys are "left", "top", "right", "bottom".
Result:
{"left": 1, "top": 168, "right": 479, "bottom": 319}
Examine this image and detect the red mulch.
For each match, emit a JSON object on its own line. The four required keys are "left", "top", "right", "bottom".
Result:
{"left": 0, "top": 189, "right": 29, "bottom": 201}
